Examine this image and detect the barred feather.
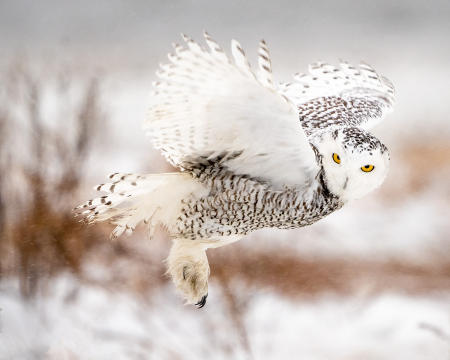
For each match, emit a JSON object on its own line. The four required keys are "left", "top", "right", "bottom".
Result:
{"left": 230, "top": 39, "right": 254, "bottom": 77}
{"left": 257, "top": 39, "right": 274, "bottom": 89}
{"left": 203, "top": 31, "right": 229, "bottom": 62}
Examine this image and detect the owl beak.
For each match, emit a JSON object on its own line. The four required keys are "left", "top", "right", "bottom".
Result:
{"left": 343, "top": 177, "right": 349, "bottom": 190}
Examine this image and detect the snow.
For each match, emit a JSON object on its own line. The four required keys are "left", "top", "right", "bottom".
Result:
{"left": 0, "top": 276, "right": 448, "bottom": 360}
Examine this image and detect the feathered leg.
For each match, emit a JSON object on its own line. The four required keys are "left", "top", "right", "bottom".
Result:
{"left": 166, "top": 238, "right": 210, "bottom": 307}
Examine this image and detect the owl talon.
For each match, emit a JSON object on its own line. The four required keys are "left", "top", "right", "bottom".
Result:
{"left": 195, "top": 294, "right": 208, "bottom": 308}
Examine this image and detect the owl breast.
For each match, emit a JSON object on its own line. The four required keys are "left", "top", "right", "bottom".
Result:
{"left": 175, "top": 168, "right": 343, "bottom": 239}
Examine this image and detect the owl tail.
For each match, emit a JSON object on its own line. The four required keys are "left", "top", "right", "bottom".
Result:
{"left": 74, "top": 172, "right": 205, "bottom": 239}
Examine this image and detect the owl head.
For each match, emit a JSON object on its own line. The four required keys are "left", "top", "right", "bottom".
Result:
{"left": 315, "top": 127, "right": 390, "bottom": 202}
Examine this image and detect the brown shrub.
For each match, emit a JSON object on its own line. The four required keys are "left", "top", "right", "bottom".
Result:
{"left": 0, "top": 62, "right": 108, "bottom": 296}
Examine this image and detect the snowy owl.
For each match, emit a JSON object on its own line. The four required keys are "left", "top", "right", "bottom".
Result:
{"left": 76, "top": 32, "right": 395, "bottom": 307}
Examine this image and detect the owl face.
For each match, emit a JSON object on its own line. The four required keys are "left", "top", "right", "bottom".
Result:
{"left": 317, "top": 128, "right": 390, "bottom": 202}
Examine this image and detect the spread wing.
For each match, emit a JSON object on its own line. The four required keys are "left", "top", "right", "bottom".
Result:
{"left": 279, "top": 61, "right": 395, "bottom": 134}
{"left": 146, "top": 33, "right": 319, "bottom": 188}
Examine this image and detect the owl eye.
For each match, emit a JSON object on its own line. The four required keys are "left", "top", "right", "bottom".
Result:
{"left": 332, "top": 153, "right": 341, "bottom": 164}
{"left": 361, "top": 164, "right": 375, "bottom": 172}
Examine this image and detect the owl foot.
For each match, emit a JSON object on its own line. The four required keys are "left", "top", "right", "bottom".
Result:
{"left": 167, "top": 239, "right": 210, "bottom": 306}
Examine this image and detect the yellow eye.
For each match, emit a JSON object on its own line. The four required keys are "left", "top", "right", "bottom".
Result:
{"left": 361, "top": 164, "right": 375, "bottom": 172}
{"left": 332, "top": 153, "right": 341, "bottom": 164}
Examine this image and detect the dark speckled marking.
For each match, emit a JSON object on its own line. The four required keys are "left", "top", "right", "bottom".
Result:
{"left": 175, "top": 167, "right": 343, "bottom": 239}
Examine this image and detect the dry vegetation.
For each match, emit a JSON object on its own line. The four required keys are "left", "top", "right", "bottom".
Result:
{"left": 0, "top": 63, "right": 108, "bottom": 296}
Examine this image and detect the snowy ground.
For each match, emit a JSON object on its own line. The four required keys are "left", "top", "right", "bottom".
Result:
{"left": 1, "top": 275, "right": 449, "bottom": 360}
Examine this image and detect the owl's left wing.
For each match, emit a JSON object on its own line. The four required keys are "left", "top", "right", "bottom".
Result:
{"left": 146, "top": 33, "right": 319, "bottom": 189}
{"left": 279, "top": 61, "right": 395, "bottom": 132}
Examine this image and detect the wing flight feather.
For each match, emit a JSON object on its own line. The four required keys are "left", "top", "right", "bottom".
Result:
{"left": 146, "top": 33, "right": 319, "bottom": 188}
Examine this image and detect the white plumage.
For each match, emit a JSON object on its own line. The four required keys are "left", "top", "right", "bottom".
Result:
{"left": 76, "top": 32, "right": 395, "bottom": 307}
{"left": 146, "top": 32, "right": 318, "bottom": 189}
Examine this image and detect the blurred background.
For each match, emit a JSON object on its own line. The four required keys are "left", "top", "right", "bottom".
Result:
{"left": 0, "top": 1, "right": 449, "bottom": 359}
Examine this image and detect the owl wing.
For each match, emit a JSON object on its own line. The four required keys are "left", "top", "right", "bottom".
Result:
{"left": 146, "top": 33, "right": 319, "bottom": 188}
{"left": 279, "top": 61, "right": 395, "bottom": 132}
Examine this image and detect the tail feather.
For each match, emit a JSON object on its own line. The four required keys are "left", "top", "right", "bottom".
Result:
{"left": 75, "top": 172, "right": 206, "bottom": 239}
{"left": 93, "top": 172, "right": 166, "bottom": 194}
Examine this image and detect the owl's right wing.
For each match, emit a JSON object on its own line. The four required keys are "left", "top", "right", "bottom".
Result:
{"left": 146, "top": 33, "right": 319, "bottom": 189}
